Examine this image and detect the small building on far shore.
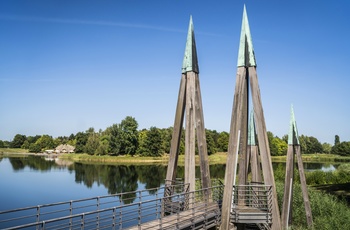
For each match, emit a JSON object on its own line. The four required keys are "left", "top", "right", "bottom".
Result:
{"left": 55, "top": 144, "right": 75, "bottom": 154}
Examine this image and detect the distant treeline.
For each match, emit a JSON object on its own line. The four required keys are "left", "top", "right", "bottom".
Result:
{"left": 1, "top": 116, "right": 349, "bottom": 157}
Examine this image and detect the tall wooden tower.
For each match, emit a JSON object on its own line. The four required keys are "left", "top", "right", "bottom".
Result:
{"left": 281, "top": 105, "right": 313, "bottom": 229}
{"left": 220, "top": 6, "right": 281, "bottom": 230}
{"left": 165, "top": 16, "right": 211, "bottom": 196}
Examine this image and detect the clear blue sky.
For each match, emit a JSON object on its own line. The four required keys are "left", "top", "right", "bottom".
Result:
{"left": 1, "top": 0, "right": 350, "bottom": 144}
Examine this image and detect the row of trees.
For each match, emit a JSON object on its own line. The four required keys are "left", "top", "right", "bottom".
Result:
{"left": 1, "top": 116, "right": 349, "bottom": 156}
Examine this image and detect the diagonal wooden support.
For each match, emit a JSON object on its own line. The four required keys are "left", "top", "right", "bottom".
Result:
{"left": 282, "top": 106, "right": 313, "bottom": 229}
{"left": 221, "top": 67, "right": 247, "bottom": 230}
{"left": 249, "top": 67, "right": 281, "bottom": 230}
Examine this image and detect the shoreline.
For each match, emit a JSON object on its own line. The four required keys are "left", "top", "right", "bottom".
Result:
{"left": 2, "top": 149, "right": 350, "bottom": 165}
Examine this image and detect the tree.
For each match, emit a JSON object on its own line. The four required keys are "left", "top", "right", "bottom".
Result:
{"left": 160, "top": 127, "right": 173, "bottom": 154}
{"left": 75, "top": 132, "right": 88, "bottom": 153}
{"left": 331, "top": 141, "right": 350, "bottom": 156}
{"left": 35, "top": 135, "right": 55, "bottom": 150}
{"left": 141, "top": 127, "right": 163, "bottom": 157}
{"left": 267, "top": 131, "right": 287, "bottom": 156}
{"left": 85, "top": 133, "right": 100, "bottom": 155}
{"left": 137, "top": 129, "right": 148, "bottom": 156}
{"left": 96, "top": 135, "right": 110, "bottom": 155}
{"left": 322, "top": 143, "right": 332, "bottom": 154}
{"left": 27, "top": 135, "right": 41, "bottom": 144}
{"left": 108, "top": 124, "right": 121, "bottom": 155}
{"left": 21, "top": 140, "right": 30, "bottom": 149}
{"left": 0, "top": 140, "right": 4, "bottom": 148}
{"left": 119, "top": 116, "right": 139, "bottom": 155}
{"left": 217, "top": 131, "right": 229, "bottom": 152}
{"left": 29, "top": 143, "right": 41, "bottom": 153}
{"left": 205, "top": 129, "right": 217, "bottom": 155}
{"left": 334, "top": 135, "right": 340, "bottom": 146}
{"left": 307, "top": 136, "right": 323, "bottom": 153}
{"left": 10, "top": 134, "right": 27, "bottom": 148}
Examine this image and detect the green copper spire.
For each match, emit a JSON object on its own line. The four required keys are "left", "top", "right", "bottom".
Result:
{"left": 182, "top": 16, "right": 199, "bottom": 74}
{"left": 237, "top": 5, "right": 256, "bottom": 67}
{"left": 288, "top": 105, "right": 300, "bottom": 145}
{"left": 248, "top": 110, "right": 256, "bottom": 146}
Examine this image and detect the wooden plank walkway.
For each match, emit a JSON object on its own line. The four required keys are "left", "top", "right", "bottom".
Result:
{"left": 126, "top": 202, "right": 220, "bottom": 230}
{"left": 231, "top": 205, "right": 271, "bottom": 224}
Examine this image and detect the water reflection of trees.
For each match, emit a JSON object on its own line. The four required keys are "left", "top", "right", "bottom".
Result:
{"left": 8, "top": 156, "right": 56, "bottom": 171}
{"left": 7, "top": 156, "right": 227, "bottom": 203}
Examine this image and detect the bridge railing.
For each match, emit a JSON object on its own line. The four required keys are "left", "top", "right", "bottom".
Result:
{"left": 0, "top": 180, "right": 224, "bottom": 230}
{"left": 231, "top": 184, "right": 273, "bottom": 224}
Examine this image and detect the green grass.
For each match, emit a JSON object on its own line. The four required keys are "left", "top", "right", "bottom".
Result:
{"left": 0, "top": 148, "right": 29, "bottom": 154}
{"left": 276, "top": 181, "right": 350, "bottom": 229}
{"left": 272, "top": 154, "right": 350, "bottom": 163}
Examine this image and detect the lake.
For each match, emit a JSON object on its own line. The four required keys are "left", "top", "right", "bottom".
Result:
{"left": 0, "top": 155, "right": 338, "bottom": 212}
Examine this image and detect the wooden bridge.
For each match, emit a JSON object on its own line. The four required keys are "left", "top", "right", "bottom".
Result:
{"left": 0, "top": 5, "right": 314, "bottom": 230}
{"left": 0, "top": 180, "right": 273, "bottom": 230}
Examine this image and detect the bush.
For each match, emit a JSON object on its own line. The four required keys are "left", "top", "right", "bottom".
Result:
{"left": 276, "top": 181, "right": 350, "bottom": 229}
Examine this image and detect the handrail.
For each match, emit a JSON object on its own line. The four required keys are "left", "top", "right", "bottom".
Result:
{"left": 1, "top": 179, "right": 224, "bottom": 230}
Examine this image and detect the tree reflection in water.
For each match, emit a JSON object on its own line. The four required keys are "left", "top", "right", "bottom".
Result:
{"left": 7, "top": 156, "right": 226, "bottom": 204}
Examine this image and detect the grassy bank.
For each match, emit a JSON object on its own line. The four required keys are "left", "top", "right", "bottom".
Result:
{"left": 60, "top": 152, "right": 350, "bottom": 165}
{"left": 272, "top": 154, "right": 350, "bottom": 163}
{"left": 2, "top": 148, "right": 350, "bottom": 165}
{"left": 59, "top": 152, "right": 229, "bottom": 165}
{"left": 0, "top": 148, "right": 28, "bottom": 154}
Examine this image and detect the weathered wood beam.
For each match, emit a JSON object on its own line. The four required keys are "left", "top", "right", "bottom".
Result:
{"left": 194, "top": 74, "right": 212, "bottom": 194}
{"left": 165, "top": 74, "right": 187, "bottom": 185}
{"left": 296, "top": 145, "right": 313, "bottom": 227}
{"left": 248, "top": 66, "right": 281, "bottom": 230}
{"left": 282, "top": 145, "right": 295, "bottom": 228}
{"left": 185, "top": 71, "right": 196, "bottom": 197}
{"left": 238, "top": 74, "right": 248, "bottom": 210}
{"left": 220, "top": 66, "right": 247, "bottom": 230}
{"left": 250, "top": 146, "right": 262, "bottom": 183}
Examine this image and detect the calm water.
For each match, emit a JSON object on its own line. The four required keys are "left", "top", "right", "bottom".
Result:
{"left": 0, "top": 155, "right": 337, "bottom": 211}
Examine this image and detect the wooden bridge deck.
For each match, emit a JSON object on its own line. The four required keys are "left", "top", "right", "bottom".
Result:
{"left": 126, "top": 202, "right": 220, "bottom": 230}
{"left": 231, "top": 205, "right": 271, "bottom": 224}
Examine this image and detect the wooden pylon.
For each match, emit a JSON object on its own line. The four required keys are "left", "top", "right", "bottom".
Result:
{"left": 281, "top": 105, "right": 313, "bottom": 229}
{"left": 165, "top": 16, "right": 211, "bottom": 199}
{"left": 220, "top": 5, "right": 281, "bottom": 230}
{"left": 248, "top": 110, "right": 262, "bottom": 183}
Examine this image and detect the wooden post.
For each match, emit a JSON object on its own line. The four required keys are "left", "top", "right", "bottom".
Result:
{"left": 185, "top": 72, "right": 196, "bottom": 197}
{"left": 282, "top": 145, "right": 295, "bottom": 228}
{"left": 195, "top": 74, "right": 211, "bottom": 195}
{"left": 249, "top": 66, "right": 281, "bottom": 230}
{"left": 221, "top": 67, "right": 246, "bottom": 230}
{"left": 250, "top": 145, "right": 262, "bottom": 183}
{"left": 165, "top": 74, "right": 186, "bottom": 185}
{"left": 296, "top": 145, "right": 313, "bottom": 227}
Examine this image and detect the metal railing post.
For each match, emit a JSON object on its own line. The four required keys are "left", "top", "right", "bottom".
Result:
{"left": 119, "top": 195, "right": 123, "bottom": 229}
{"left": 138, "top": 190, "right": 142, "bottom": 229}
{"left": 69, "top": 201, "right": 73, "bottom": 230}
{"left": 36, "top": 205, "right": 40, "bottom": 230}
{"left": 112, "top": 207, "right": 116, "bottom": 230}
{"left": 96, "top": 197, "right": 100, "bottom": 229}
{"left": 81, "top": 213, "right": 84, "bottom": 230}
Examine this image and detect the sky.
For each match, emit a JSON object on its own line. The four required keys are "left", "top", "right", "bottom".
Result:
{"left": 1, "top": 0, "right": 350, "bottom": 144}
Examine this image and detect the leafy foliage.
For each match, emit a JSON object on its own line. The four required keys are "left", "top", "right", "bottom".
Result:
{"left": 8, "top": 115, "right": 350, "bottom": 157}
{"left": 332, "top": 141, "right": 350, "bottom": 156}
{"left": 10, "top": 134, "right": 26, "bottom": 148}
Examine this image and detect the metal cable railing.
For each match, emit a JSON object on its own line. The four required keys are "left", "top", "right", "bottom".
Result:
{"left": 0, "top": 179, "right": 224, "bottom": 230}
